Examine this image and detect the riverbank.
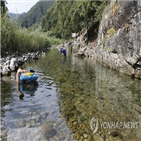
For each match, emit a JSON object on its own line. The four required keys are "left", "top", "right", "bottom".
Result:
{"left": 0, "top": 51, "right": 46, "bottom": 77}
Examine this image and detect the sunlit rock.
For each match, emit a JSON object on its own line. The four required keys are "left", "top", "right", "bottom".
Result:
{"left": 2, "top": 65, "right": 11, "bottom": 76}
{"left": 10, "top": 57, "right": 18, "bottom": 71}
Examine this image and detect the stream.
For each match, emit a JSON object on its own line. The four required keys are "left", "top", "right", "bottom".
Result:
{"left": 1, "top": 49, "right": 141, "bottom": 141}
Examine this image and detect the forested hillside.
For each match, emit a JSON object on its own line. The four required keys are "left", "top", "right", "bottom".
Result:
{"left": 20, "top": 1, "right": 54, "bottom": 28}
{"left": 41, "top": 1, "right": 107, "bottom": 39}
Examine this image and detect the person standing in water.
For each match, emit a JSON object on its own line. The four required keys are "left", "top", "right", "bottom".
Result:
{"left": 60, "top": 48, "right": 66, "bottom": 57}
{"left": 16, "top": 61, "right": 27, "bottom": 83}
{"left": 16, "top": 61, "right": 27, "bottom": 98}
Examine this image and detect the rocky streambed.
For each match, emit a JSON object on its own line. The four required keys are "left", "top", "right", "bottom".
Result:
{"left": 1, "top": 49, "right": 141, "bottom": 141}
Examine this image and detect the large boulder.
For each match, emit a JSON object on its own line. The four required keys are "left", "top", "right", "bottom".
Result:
{"left": 10, "top": 57, "right": 18, "bottom": 71}
{"left": 95, "top": 0, "right": 141, "bottom": 78}
{"left": 2, "top": 65, "right": 11, "bottom": 76}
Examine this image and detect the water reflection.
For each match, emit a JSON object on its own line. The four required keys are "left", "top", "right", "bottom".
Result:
{"left": 20, "top": 81, "right": 38, "bottom": 95}
{"left": 1, "top": 76, "right": 16, "bottom": 140}
{"left": 17, "top": 82, "right": 24, "bottom": 100}
{"left": 1, "top": 76, "right": 15, "bottom": 107}
{"left": 16, "top": 81, "right": 38, "bottom": 100}
{"left": 61, "top": 57, "right": 66, "bottom": 64}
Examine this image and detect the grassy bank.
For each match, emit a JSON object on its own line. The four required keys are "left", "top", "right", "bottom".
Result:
{"left": 1, "top": 15, "right": 65, "bottom": 56}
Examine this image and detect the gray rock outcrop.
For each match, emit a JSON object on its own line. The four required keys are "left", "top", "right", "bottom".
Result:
{"left": 95, "top": 0, "right": 141, "bottom": 78}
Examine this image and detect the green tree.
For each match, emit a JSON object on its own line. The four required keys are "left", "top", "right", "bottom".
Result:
{"left": 1, "top": 0, "right": 8, "bottom": 15}
{"left": 41, "top": 0, "right": 107, "bottom": 39}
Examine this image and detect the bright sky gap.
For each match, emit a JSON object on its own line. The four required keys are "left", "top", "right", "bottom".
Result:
{"left": 7, "top": 0, "right": 39, "bottom": 13}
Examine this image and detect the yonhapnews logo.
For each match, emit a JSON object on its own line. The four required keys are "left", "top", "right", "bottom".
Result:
{"left": 90, "top": 117, "right": 139, "bottom": 134}
{"left": 90, "top": 117, "right": 99, "bottom": 134}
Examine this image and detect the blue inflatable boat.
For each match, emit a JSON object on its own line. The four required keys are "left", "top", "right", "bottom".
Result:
{"left": 20, "top": 72, "right": 38, "bottom": 82}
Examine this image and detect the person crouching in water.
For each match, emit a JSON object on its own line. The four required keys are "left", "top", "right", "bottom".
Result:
{"left": 60, "top": 48, "right": 66, "bottom": 57}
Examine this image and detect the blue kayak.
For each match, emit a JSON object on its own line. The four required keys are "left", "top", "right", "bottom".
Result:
{"left": 20, "top": 72, "right": 38, "bottom": 82}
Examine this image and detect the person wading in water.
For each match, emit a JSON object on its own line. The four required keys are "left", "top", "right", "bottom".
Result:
{"left": 16, "top": 61, "right": 27, "bottom": 99}
{"left": 60, "top": 48, "right": 66, "bottom": 58}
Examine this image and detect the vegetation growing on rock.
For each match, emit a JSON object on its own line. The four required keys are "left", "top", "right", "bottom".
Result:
{"left": 124, "top": 23, "right": 131, "bottom": 31}
{"left": 110, "top": 0, "right": 120, "bottom": 16}
{"left": 107, "top": 28, "right": 115, "bottom": 37}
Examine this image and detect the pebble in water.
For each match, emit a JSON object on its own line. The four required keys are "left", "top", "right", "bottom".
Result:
{"left": 40, "top": 113, "right": 47, "bottom": 119}
{"left": 92, "top": 133, "right": 104, "bottom": 141}
{"left": 26, "top": 122, "right": 31, "bottom": 128}
{"left": 83, "top": 134, "right": 88, "bottom": 139}
{"left": 30, "top": 120, "right": 36, "bottom": 127}
{"left": 18, "top": 120, "right": 24, "bottom": 127}
{"left": 36, "top": 117, "right": 40, "bottom": 123}
{"left": 58, "top": 134, "right": 66, "bottom": 140}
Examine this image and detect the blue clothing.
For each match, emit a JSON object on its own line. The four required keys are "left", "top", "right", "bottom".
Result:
{"left": 61, "top": 49, "right": 66, "bottom": 57}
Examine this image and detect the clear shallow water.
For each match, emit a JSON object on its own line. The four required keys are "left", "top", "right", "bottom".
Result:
{"left": 1, "top": 49, "right": 141, "bottom": 141}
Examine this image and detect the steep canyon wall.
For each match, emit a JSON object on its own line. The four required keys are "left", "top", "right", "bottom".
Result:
{"left": 95, "top": 0, "right": 141, "bottom": 78}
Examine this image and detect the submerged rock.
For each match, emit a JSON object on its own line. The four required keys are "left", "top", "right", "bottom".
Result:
{"left": 93, "top": 133, "right": 104, "bottom": 141}
{"left": 26, "top": 122, "right": 31, "bottom": 128}
{"left": 41, "top": 123, "right": 57, "bottom": 138}
{"left": 30, "top": 120, "right": 36, "bottom": 127}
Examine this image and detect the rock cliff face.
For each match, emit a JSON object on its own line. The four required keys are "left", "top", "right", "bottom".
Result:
{"left": 95, "top": 0, "right": 141, "bottom": 78}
